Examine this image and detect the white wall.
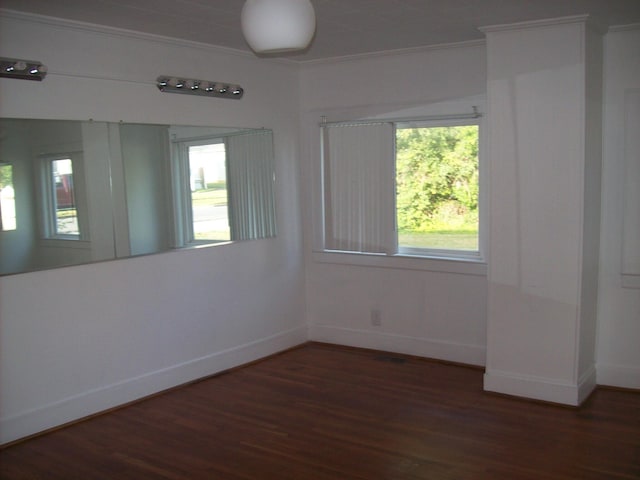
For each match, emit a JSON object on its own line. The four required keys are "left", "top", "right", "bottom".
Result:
{"left": 0, "top": 11, "right": 306, "bottom": 444}
{"left": 299, "top": 23, "right": 640, "bottom": 394}
{"left": 300, "top": 42, "right": 489, "bottom": 366}
{"left": 120, "top": 123, "right": 171, "bottom": 256}
{"left": 596, "top": 26, "right": 640, "bottom": 388}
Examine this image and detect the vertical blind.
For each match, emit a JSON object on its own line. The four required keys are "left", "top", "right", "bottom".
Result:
{"left": 227, "top": 130, "right": 277, "bottom": 241}
{"left": 322, "top": 122, "right": 395, "bottom": 253}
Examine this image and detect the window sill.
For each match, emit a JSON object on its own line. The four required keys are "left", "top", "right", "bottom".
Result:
{"left": 39, "top": 238, "right": 90, "bottom": 249}
{"left": 312, "top": 250, "right": 487, "bottom": 276}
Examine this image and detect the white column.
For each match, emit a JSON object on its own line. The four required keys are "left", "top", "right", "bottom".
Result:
{"left": 482, "top": 16, "right": 603, "bottom": 405}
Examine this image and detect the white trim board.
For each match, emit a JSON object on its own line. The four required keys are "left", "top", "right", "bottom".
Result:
{"left": 0, "top": 8, "right": 262, "bottom": 62}
{"left": 0, "top": 326, "right": 307, "bottom": 446}
{"left": 308, "top": 324, "right": 486, "bottom": 367}
{"left": 484, "top": 366, "right": 597, "bottom": 406}
{"left": 597, "top": 363, "right": 640, "bottom": 390}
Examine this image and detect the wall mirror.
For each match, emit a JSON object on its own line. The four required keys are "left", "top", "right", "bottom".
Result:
{"left": 0, "top": 118, "right": 277, "bottom": 276}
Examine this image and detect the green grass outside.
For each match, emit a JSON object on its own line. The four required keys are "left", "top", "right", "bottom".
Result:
{"left": 399, "top": 229, "right": 478, "bottom": 250}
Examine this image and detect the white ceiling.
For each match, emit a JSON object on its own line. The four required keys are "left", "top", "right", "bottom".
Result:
{"left": 1, "top": 0, "right": 639, "bottom": 61}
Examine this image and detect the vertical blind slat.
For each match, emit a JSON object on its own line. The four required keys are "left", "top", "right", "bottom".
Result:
{"left": 324, "top": 123, "right": 394, "bottom": 253}
{"left": 228, "top": 131, "right": 276, "bottom": 240}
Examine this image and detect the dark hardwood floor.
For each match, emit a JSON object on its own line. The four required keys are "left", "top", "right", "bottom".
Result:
{"left": 1, "top": 342, "right": 639, "bottom": 479}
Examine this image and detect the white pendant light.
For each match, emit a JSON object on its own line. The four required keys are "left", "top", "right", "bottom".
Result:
{"left": 241, "top": 0, "right": 316, "bottom": 54}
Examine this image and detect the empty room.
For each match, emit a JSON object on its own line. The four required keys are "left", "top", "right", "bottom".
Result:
{"left": 0, "top": 1, "right": 639, "bottom": 478}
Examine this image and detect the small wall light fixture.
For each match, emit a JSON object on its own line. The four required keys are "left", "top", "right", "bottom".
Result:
{"left": 0, "top": 57, "right": 48, "bottom": 81}
{"left": 157, "top": 76, "right": 244, "bottom": 100}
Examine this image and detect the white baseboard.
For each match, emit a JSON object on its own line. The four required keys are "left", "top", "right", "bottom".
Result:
{"left": 0, "top": 325, "right": 308, "bottom": 446}
{"left": 597, "top": 363, "right": 640, "bottom": 389}
{"left": 483, "top": 365, "right": 597, "bottom": 406}
{"left": 308, "top": 324, "right": 486, "bottom": 366}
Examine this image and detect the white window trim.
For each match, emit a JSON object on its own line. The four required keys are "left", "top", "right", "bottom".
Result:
{"left": 39, "top": 152, "right": 87, "bottom": 241}
{"left": 317, "top": 107, "right": 487, "bottom": 273}
{"left": 37, "top": 238, "right": 91, "bottom": 250}
{"left": 171, "top": 136, "right": 228, "bottom": 247}
{"left": 312, "top": 250, "right": 487, "bottom": 276}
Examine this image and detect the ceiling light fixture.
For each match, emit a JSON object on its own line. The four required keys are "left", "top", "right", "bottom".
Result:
{"left": 241, "top": 0, "right": 316, "bottom": 54}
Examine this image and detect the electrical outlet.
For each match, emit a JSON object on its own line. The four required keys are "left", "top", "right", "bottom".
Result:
{"left": 371, "top": 309, "right": 382, "bottom": 326}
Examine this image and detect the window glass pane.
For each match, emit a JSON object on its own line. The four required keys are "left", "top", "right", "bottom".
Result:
{"left": 51, "top": 158, "right": 79, "bottom": 236}
{"left": 396, "top": 125, "right": 479, "bottom": 251}
{"left": 0, "top": 164, "right": 16, "bottom": 231}
{"left": 188, "top": 143, "right": 230, "bottom": 241}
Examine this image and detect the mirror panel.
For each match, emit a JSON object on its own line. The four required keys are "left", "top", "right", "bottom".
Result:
{"left": 0, "top": 119, "right": 277, "bottom": 275}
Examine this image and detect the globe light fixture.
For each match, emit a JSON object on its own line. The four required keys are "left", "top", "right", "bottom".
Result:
{"left": 241, "top": 0, "right": 316, "bottom": 54}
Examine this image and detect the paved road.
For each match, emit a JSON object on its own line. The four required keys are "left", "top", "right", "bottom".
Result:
{"left": 193, "top": 204, "right": 229, "bottom": 237}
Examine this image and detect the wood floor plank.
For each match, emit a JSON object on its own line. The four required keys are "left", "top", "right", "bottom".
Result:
{"left": 1, "top": 343, "right": 639, "bottom": 479}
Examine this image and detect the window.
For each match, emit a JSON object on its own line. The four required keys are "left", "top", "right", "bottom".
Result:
{"left": 321, "top": 116, "right": 482, "bottom": 261}
{"left": 188, "top": 141, "right": 231, "bottom": 242}
{"left": 0, "top": 163, "right": 16, "bottom": 231}
{"left": 172, "top": 130, "right": 276, "bottom": 247}
{"left": 395, "top": 123, "right": 479, "bottom": 255}
{"left": 41, "top": 155, "right": 83, "bottom": 239}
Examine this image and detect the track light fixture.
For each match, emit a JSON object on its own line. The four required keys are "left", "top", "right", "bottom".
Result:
{"left": 0, "top": 57, "right": 47, "bottom": 81}
{"left": 156, "top": 76, "right": 244, "bottom": 99}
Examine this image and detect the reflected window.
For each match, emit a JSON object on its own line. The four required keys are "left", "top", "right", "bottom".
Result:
{"left": 1, "top": 118, "right": 277, "bottom": 276}
{"left": 51, "top": 158, "right": 79, "bottom": 236}
{"left": 0, "top": 163, "right": 16, "bottom": 231}
{"left": 43, "top": 157, "right": 80, "bottom": 238}
{"left": 188, "top": 142, "right": 230, "bottom": 242}
{"left": 171, "top": 129, "right": 276, "bottom": 249}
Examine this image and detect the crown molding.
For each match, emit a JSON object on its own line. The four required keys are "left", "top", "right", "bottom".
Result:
{"left": 0, "top": 8, "right": 298, "bottom": 66}
{"left": 299, "top": 38, "right": 486, "bottom": 66}
{"left": 608, "top": 22, "right": 640, "bottom": 33}
{"left": 479, "top": 14, "right": 606, "bottom": 35}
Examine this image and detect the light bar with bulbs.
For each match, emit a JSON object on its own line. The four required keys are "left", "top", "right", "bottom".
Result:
{"left": 0, "top": 57, "right": 48, "bottom": 81}
{"left": 156, "top": 76, "right": 244, "bottom": 99}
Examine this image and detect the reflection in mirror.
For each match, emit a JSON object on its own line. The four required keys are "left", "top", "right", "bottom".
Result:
{"left": 0, "top": 119, "right": 277, "bottom": 275}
